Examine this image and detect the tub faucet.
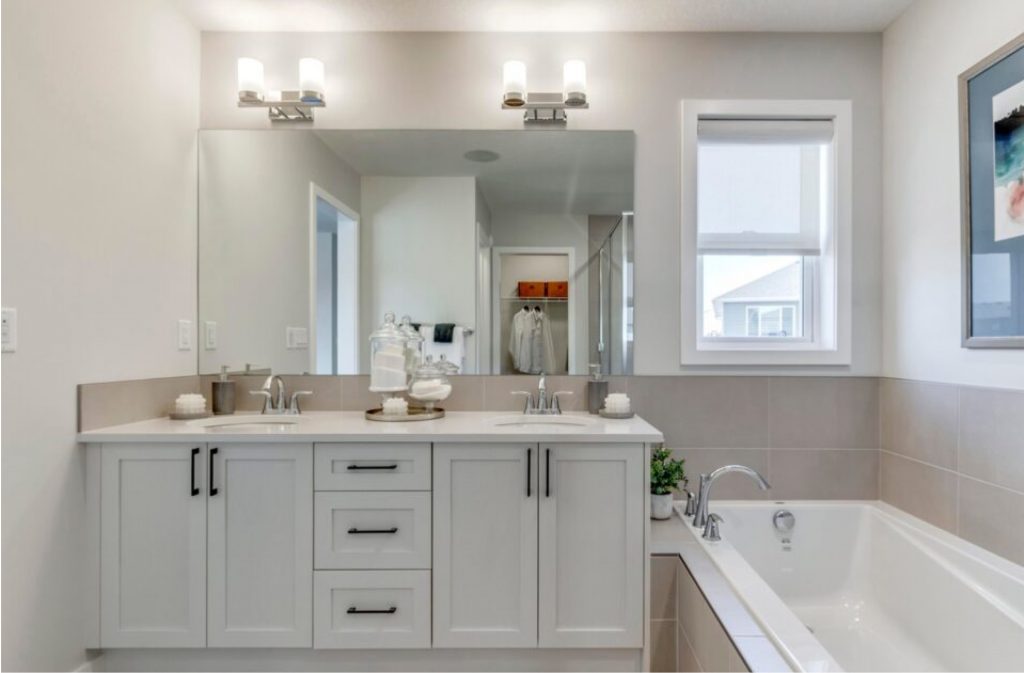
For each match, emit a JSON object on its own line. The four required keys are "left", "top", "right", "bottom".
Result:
{"left": 692, "top": 465, "right": 770, "bottom": 531}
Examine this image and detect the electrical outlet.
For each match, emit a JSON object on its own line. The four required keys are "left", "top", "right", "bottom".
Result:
{"left": 286, "top": 326, "right": 309, "bottom": 349}
{"left": 204, "top": 321, "right": 218, "bottom": 350}
{"left": 2, "top": 308, "right": 17, "bottom": 353}
{"left": 177, "top": 319, "right": 193, "bottom": 350}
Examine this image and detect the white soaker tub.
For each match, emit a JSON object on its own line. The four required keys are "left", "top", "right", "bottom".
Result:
{"left": 678, "top": 501, "right": 1024, "bottom": 672}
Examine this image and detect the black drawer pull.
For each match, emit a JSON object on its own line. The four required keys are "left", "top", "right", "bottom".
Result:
{"left": 190, "top": 447, "right": 200, "bottom": 496}
{"left": 347, "top": 606, "right": 397, "bottom": 615}
{"left": 347, "top": 527, "right": 399, "bottom": 534}
{"left": 545, "top": 448, "right": 551, "bottom": 497}
{"left": 526, "top": 448, "right": 532, "bottom": 498}
{"left": 209, "top": 447, "right": 219, "bottom": 496}
{"left": 347, "top": 464, "right": 398, "bottom": 471}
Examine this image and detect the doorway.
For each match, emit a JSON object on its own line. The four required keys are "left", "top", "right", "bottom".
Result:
{"left": 311, "top": 183, "right": 359, "bottom": 374}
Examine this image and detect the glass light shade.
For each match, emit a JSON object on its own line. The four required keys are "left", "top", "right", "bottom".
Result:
{"left": 502, "top": 60, "right": 527, "bottom": 107}
{"left": 237, "top": 57, "right": 265, "bottom": 102}
{"left": 563, "top": 59, "right": 587, "bottom": 106}
{"left": 299, "top": 58, "right": 325, "bottom": 102}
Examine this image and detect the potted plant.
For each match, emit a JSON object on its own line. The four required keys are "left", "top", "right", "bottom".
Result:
{"left": 650, "top": 448, "right": 686, "bottom": 520}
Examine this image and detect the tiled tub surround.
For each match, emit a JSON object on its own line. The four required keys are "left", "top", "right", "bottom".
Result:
{"left": 650, "top": 518, "right": 792, "bottom": 673}
{"left": 879, "top": 379, "right": 1024, "bottom": 566}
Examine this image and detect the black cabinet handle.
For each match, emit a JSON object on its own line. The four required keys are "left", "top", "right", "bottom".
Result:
{"left": 190, "top": 447, "right": 200, "bottom": 496}
{"left": 526, "top": 448, "right": 532, "bottom": 498}
{"left": 545, "top": 448, "right": 551, "bottom": 497}
{"left": 347, "top": 527, "right": 398, "bottom": 534}
{"left": 347, "top": 606, "right": 397, "bottom": 615}
{"left": 209, "top": 447, "right": 219, "bottom": 496}
{"left": 346, "top": 464, "right": 398, "bottom": 471}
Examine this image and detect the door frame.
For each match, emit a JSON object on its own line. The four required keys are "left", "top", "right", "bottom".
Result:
{"left": 491, "top": 246, "right": 577, "bottom": 375}
{"left": 308, "top": 182, "right": 360, "bottom": 374}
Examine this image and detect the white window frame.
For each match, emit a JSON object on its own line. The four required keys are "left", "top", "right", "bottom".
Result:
{"left": 681, "top": 99, "right": 852, "bottom": 366}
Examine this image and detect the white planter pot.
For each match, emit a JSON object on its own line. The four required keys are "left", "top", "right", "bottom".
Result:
{"left": 650, "top": 493, "right": 674, "bottom": 520}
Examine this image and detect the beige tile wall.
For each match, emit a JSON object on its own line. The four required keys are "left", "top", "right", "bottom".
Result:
{"left": 879, "top": 378, "right": 1024, "bottom": 566}
{"left": 77, "top": 376, "right": 200, "bottom": 430}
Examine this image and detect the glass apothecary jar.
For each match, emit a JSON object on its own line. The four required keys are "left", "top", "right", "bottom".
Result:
{"left": 408, "top": 356, "right": 452, "bottom": 411}
{"left": 399, "top": 315, "right": 424, "bottom": 375}
{"left": 437, "top": 354, "right": 460, "bottom": 375}
{"left": 369, "top": 312, "right": 409, "bottom": 393}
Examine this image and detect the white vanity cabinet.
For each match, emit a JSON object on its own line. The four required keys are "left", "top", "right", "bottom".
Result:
{"left": 433, "top": 444, "right": 538, "bottom": 648}
{"left": 96, "top": 442, "right": 313, "bottom": 649}
{"left": 432, "top": 442, "right": 645, "bottom": 649}
{"left": 207, "top": 443, "right": 313, "bottom": 647}
{"left": 99, "top": 444, "right": 208, "bottom": 647}
{"left": 539, "top": 443, "right": 644, "bottom": 648}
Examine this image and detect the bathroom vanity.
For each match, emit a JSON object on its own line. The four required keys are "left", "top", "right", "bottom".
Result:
{"left": 79, "top": 412, "right": 662, "bottom": 670}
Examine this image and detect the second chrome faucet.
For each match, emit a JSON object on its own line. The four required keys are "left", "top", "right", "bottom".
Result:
{"left": 691, "top": 465, "right": 770, "bottom": 541}
{"left": 249, "top": 375, "right": 313, "bottom": 415}
{"left": 511, "top": 375, "right": 574, "bottom": 415}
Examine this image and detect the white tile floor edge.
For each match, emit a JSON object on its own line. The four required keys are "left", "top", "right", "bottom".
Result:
{"left": 651, "top": 514, "right": 793, "bottom": 673}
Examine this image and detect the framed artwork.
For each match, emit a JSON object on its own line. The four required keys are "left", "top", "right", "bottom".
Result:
{"left": 960, "top": 33, "right": 1024, "bottom": 348}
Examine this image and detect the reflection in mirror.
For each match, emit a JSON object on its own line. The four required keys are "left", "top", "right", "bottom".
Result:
{"left": 198, "top": 130, "right": 634, "bottom": 375}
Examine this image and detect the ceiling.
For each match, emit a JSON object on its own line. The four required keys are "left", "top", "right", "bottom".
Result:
{"left": 174, "top": 0, "right": 914, "bottom": 33}
{"left": 313, "top": 129, "right": 635, "bottom": 215}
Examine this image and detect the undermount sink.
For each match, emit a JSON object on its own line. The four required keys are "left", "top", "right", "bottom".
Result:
{"left": 188, "top": 415, "right": 303, "bottom": 431}
{"left": 489, "top": 415, "right": 596, "bottom": 429}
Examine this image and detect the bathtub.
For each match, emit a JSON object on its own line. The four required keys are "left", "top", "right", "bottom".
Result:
{"left": 676, "top": 501, "right": 1024, "bottom": 672}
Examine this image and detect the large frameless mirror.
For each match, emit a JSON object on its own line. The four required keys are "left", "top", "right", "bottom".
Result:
{"left": 198, "top": 129, "right": 634, "bottom": 375}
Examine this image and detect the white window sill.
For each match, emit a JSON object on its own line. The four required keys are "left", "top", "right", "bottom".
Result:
{"left": 683, "top": 343, "right": 851, "bottom": 367}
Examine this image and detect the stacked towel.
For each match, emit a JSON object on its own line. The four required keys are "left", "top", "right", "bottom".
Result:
{"left": 420, "top": 325, "right": 466, "bottom": 373}
{"left": 371, "top": 343, "right": 408, "bottom": 390}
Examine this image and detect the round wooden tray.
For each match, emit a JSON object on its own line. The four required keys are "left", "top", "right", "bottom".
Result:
{"left": 365, "top": 407, "right": 445, "bottom": 422}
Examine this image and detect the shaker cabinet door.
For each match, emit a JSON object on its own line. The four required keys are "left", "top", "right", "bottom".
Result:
{"left": 207, "top": 443, "right": 313, "bottom": 647}
{"left": 100, "top": 444, "right": 207, "bottom": 647}
{"left": 433, "top": 444, "right": 538, "bottom": 648}
{"left": 538, "top": 444, "right": 644, "bottom": 648}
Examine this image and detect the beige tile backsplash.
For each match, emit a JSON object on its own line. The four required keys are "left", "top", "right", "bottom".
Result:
{"left": 78, "top": 372, "right": 1022, "bottom": 566}
{"left": 879, "top": 378, "right": 1024, "bottom": 566}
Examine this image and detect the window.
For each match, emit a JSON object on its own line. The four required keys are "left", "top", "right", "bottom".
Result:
{"left": 681, "top": 100, "right": 852, "bottom": 366}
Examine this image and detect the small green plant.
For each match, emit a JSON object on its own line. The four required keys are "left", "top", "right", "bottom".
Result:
{"left": 650, "top": 448, "right": 686, "bottom": 496}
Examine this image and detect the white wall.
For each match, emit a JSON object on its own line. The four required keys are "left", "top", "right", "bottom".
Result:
{"left": 198, "top": 131, "right": 362, "bottom": 374}
{"left": 882, "top": 0, "right": 1024, "bottom": 389}
{"left": 360, "top": 176, "right": 478, "bottom": 370}
{"left": 199, "top": 30, "right": 884, "bottom": 375}
{"left": 0, "top": 0, "right": 200, "bottom": 670}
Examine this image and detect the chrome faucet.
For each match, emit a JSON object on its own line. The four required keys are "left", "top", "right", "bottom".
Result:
{"left": 692, "top": 465, "right": 770, "bottom": 538}
{"left": 511, "top": 375, "right": 574, "bottom": 415}
{"left": 250, "top": 375, "right": 312, "bottom": 415}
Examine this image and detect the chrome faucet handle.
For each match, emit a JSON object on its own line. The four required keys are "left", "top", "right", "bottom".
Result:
{"left": 249, "top": 389, "right": 273, "bottom": 414}
{"left": 550, "top": 391, "right": 574, "bottom": 415}
{"left": 683, "top": 489, "right": 697, "bottom": 517}
{"left": 702, "top": 513, "right": 723, "bottom": 542}
{"left": 511, "top": 391, "right": 535, "bottom": 414}
{"left": 693, "top": 473, "right": 710, "bottom": 528}
{"left": 289, "top": 391, "right": 313, "bottom": 415}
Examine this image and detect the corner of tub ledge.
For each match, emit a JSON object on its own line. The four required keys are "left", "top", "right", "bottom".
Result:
{"left": 650, "top": 503, "right": 694, "bottom": 553}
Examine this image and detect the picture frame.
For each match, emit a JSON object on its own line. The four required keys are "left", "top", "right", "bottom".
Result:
{"left": 959, "top": 32, "right": 1024, "bottom": 348}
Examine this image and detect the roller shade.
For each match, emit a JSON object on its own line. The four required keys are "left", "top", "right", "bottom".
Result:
{"left": 696, "top": 119, "right": 831, "bottom": 256}
{"left": 696, "top": 119, "right": 834, "bottom": 146}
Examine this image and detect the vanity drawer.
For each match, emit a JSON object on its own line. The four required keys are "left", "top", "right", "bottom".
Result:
{"left": 315, "top": 492, "right": 431, "bottom": 569}
{"left": 314, "top": 570, "right": 430, "bottom": 649}
{"left": 315, "top": 443, "right": 431, "bottom": 491}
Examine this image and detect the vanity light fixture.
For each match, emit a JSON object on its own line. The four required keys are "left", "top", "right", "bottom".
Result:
{"left": 501, "top": 59, "right": 589, "bottom": 125}
{"left": 237, "top": 57, "right": 326, "bottom": 122}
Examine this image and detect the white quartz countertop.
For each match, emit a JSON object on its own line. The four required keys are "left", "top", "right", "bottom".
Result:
{"left": 77, "top": 411, "right": 663, "bottom": 444}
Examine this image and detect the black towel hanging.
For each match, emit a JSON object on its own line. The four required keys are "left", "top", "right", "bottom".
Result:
{"left": 433, "top": 323, "right": 456, "bottom": 343}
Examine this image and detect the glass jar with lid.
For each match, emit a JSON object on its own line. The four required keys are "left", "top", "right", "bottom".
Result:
{"left": 437, "top": 354, "right": 460, "bottom": 375}
{"left": 369, "top": 312, "right": 409, "bottom": 393}
{"left": 408, "top": 356, "right": 452, "bottom": 411}
{"left": 399, "top": 315, "right": 424, "bottom": 375}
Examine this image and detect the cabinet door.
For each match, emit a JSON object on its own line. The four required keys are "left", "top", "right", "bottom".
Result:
{"left": 538, "top": 444, "right": 644, "bottom": 648}
{"left": 100, "top": 444, "right": 206, "bottom": 647}
{"left": 207, "top": 443, "right": 313, "bottom": 647}
{"left": 433, "top": 444, "right": 537, "bottom": 648}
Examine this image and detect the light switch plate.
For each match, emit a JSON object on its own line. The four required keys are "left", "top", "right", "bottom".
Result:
{"left": 2, "top": 308, "right": 17, "bottom": 352}
{"left": 177, "top": 319, "right": 193, "bottom": 351}
{"left": 204, "top": 321, "right": 218, "bottom": 350}
{"left": 286, "top": 326, "right": 309, "bottom": 349}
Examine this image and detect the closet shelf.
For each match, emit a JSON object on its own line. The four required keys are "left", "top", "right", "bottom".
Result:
{"left": 501, "top": 297, "right": 568, "bottom": 302}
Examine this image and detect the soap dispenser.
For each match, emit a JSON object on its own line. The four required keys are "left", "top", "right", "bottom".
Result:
{"left": 587, "top": 363, "right": 608, "bottom": 414}
{"left": 212, "top": 365, "right": 236, "bottom": 415}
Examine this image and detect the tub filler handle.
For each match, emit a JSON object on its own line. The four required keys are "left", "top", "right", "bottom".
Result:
{"left": 703, "top": 513, "right": 723, "bottom": 542}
